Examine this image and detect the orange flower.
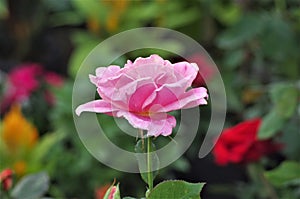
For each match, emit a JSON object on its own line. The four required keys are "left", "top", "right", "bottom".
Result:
{"left": 13, "top": 161, "right": 27, "bottom": 177}
{"left": 2, "top": 105, "right": 38, "bottom": 154}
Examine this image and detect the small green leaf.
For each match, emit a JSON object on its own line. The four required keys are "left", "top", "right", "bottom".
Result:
{"left": 264, "top": 161, "right": 300, "bottom": 187}
{"left": 270, "top": 83, "right": 298, "bottom": 119}
{"left": 31, "top": 131, "right": 65, "bottom": 165}
{"left": 135, "top": 140, "right": 159, "bottom": 185}
{"left": 258, "top": 110, "right": 285, "bottom": 139}
{"left": 11, "top": 172, "right": 49, "bottom": 199}
{"left": 148, "top": 180, "right": 205, "bottom": 199}
{"left": 259, "top": 83, "right": 299, "bottom": 139}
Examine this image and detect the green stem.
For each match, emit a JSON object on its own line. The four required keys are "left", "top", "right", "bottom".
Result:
{"left": 257, "top": 168, "right": 279, "bottom": 199}
{"left": 147, "top": 136, "right": 153, "bottom": 191}
{"left": 247, "top": 163, "right": 279, "bottom": 199}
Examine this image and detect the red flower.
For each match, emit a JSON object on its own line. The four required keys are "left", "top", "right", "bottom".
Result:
{"left": 0, "top": 169, "right": 13, "bottom": 191}
{"left": 213, "top": 118, "right": 282, "bottom": 166}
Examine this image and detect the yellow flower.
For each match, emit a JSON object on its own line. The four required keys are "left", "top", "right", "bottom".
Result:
{"left": 2, "top": 105, "right": 38, "bottom": 154}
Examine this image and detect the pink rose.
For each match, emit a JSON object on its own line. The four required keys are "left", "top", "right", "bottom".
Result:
{"left": 76, "top": 55, "right": 208, "bottom": 137}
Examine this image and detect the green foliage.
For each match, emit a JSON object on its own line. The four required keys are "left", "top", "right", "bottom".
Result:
{"left": 0, "top": 0, "right": 7, "bottom": 19}
{"left": 11, "top": 172, "right": 49, "bottom": 199}
{"left": 210, "top": 1, "right": 241, "bottom": 25}
{"left": 135, "top": 139, "right": 159, "bottom": 186}
{"left": 28, "top": 131, "right": 65, "bottom": 173}
{"left": 103, "top": 181, "right": 205, "bottom": 199}
{"left": 258, "top": 83, "right": 299, "bottom": 139}
{"left": 160, "top": 6, "right": 199, "bottom": 29}
{"left": 207, "top": 1, "right": 300, "bottom": 198}
{"left": 217, "top": 13, "right": 265, "bottom": 49}
{"left": 68, "top": 32, "right": 100, "bottom": 77}
{"left": 258, "top": 110, "right": 285, "bottom": 139}
{"left": 269, "top": 83, "right": 298, "bottom": 119}
{"left": 281, "top": 119, "right": 300, "bottom": 161}
{"left": 264, "top": 161, "right": 300, "bottom": 199}
{"left": 265, "top": 161, "right": 300, "bottom": 187}
{"left": 148, "top": 180, "right": 205, "bottom": 199}
{"left": 47, "top": 82, "right": 123, "bottom": 198}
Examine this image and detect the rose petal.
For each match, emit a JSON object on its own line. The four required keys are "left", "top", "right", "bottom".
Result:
{"left": 128, "top": 83, "right": 157, "bottom": 112}
{"left": 173, "top": 62, "right": 198, "bottom": 86}
{"left": 150, "top": 87, "right": 208, "bottom": 112}
{"left": 125, "top": 54, "right": 165, "bottom": 68}
{"left": 116, "top": 111, "right": 151, "bottom": 130}
{"left": 143, "top": 78, "right": 197, "bottom": 111}
{"left": 75, "top": 100, "right": 117, "bottom": 116}
{"left": 116, "top": 111, "right": 176, "bottom": 137}
{"left": 147, "top": 115, "right": 176, "bottom": 137}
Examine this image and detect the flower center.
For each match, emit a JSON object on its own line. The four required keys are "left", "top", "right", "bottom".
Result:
{"left": 137, "top": 111, "right": 152, "bottom": 117}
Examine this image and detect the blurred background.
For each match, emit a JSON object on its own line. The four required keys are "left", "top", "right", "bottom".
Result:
{"left": 0, "top": 0, "right": 299, "bottom": 199}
